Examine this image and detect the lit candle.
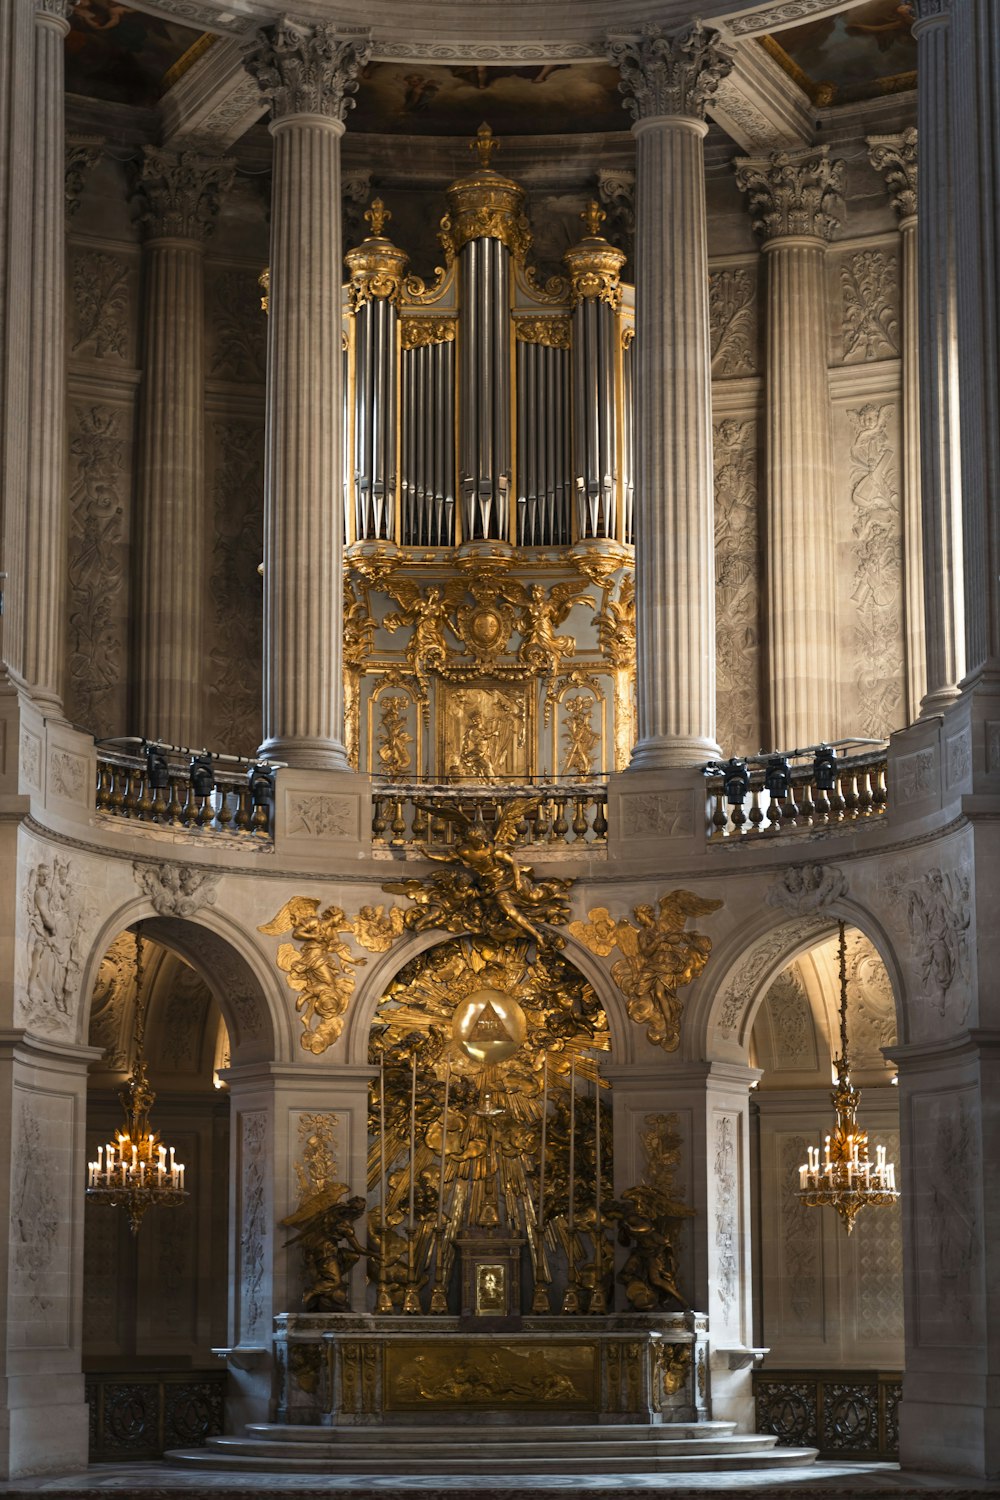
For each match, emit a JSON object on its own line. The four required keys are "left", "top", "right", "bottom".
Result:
{"left": 169, "top": 1146, "right": 175, "bottom": 1172}
{"left": 799, "top": 1164, "right": 807, "bottom": 1190}
{"left": 408, "top": 1053, "right": 417, "bottom": 1236}
{"left": 824, "top": 1135, "right": 831, "bottom": 1169}
{"left": 538, "top": 1062, "right": 548, "bottom": 1229}
{"left": 379, "top": 1058, "right": 388, "bottom": 1233}
{"left": 568, "top": 1057, "right": 576, "bottom": 1238}
{"left": 436, "top": 1062, "right": 451, "bottom": 1232}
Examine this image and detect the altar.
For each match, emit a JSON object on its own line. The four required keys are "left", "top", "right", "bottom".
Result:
{"left": 274, "top": 1312, "right": 710, "bottom": 1427}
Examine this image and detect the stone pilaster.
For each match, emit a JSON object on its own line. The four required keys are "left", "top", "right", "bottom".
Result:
{"left": 868, "top": 129, "right": 925, "bottom": 723}
{"left": 245, "top": 21, "right": 371, "bottom": 770}
{"left": 950, "top": 0, "right": 1000, "bottom": 687}
{"left": 734, "top": 148, "right": 845, "bottom": 750}
{"left": 131, "top": 147, "right": 233, "bottom": 746}
{"left": 606, "top": 21, "right": 733, "bottom": 768}
{"left": 15, "top": 0, "right": 74, "bottom": 715}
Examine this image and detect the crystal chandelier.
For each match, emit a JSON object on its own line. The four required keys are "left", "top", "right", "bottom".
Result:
{"left": 86, "top": 930, "right": 188, "bottom": 1233}
{"left": 797, "top": 920, "right": 898, "bottom": 1234}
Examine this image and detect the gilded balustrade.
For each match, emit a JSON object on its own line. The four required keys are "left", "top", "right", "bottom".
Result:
{"left": 372, "top": 782, "right": 608, "bottom": 852}
{"left": 705, "top": 750, "right": 888, "bottom": 842}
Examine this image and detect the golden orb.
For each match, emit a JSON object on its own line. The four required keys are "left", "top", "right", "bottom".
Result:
{"left": 453, "top": 988, "right": 527, "bottom": 1066}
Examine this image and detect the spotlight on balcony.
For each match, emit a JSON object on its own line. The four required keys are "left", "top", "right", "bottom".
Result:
{"left": 723, "top": 757, "right": 750, "bottom": 806}
{"left": 145, "top": 747, "right": 170, "bottom": 792}
{"left": 247, "top": 763, "right": 274, "bottom": 808}
{"left": 813, "top": 744, "right": 838, "bottom": 792}
{"left": 764, "top": 755, "right": 791, "bottom": 799}
{"left": 189, "top": 755, "right": 215, "bottom": 798}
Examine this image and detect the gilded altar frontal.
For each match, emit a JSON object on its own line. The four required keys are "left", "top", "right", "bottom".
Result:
{"left": 6, "top": 0, "right": 995, "bottom": 1486}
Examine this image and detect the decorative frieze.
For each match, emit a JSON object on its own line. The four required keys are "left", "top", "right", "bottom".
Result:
{"left": 847, "top": 402, "right": 904, "bottom": 738}
{"left": 70, "top": 249, "right": 131, "bottom": 362}
{"left": 709, "top": 268, "right": 757, "bottom": 377}
{"left": 713, "top": 417, "right": 760, "bottom": 751}
{"left": 66, "top": 404, "right": 128, "bottom": 735}
{"left": 841, "top": 251, "right": 900, "bottom": 363}
{"left": 607, "top": 22, "right": 735, "bottom": 122}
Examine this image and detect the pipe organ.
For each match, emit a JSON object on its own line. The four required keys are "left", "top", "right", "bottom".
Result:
{"left": 341, "top": 126, "right": 637, "bottom": 783}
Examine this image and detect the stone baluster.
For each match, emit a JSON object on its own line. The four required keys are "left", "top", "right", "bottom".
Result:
{"left": 245, "top": 21, "right": 371, "bottom": 770}
{"left": 606, "top": 21, "right": 733, "bottom": 768}
{"left": 949, "top": 0, "right": 1000, "bottom": 690}
{"left": 131, "top": 147, "right": 233, "bottom": 746}
{"left": 734, "top": 148, "right": 845, "bottom": 750}
{"left": 867, "top": 129, "right": 924, "bottom": 722}
{"left": 13, "top": 0, "right": 74, "bottom": 715}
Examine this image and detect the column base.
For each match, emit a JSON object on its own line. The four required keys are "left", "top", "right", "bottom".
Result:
{"left": 258, "top": 735, "right": 352, "bottom": 772}
{"left": 628, "top": 735, "right": 720, "bottom": 771}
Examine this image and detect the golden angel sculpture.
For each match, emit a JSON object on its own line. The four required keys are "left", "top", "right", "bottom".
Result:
{"left": 384, "top": 798, "right": 572, "bottom": 950}
{"left": 570, "top": 890, "right": 723, "bottom": 1051}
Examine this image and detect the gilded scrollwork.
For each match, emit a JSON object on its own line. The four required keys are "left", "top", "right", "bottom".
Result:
{"left": 400, "top": 317, "right": 457, "bottom": 350}
{"left": 515, "top": 316, "right": 571, "bottom": 350}
{"left": 375, "top": 691, "right": 414, "bottom": 779}
{"left": 570, "top": 891, "right": 722, "bottom": 1052}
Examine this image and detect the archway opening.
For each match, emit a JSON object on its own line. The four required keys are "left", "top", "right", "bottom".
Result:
{"left": 749, "top": 924, "right": 901, "bottom": 1456}
{"left": 83, "top": 928, "right": 231, "bottom": 1459}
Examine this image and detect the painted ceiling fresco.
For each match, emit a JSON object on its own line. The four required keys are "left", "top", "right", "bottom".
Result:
{"left": 350, "top": 62, "right": 631, "bottom": 136}
{"left": 65, "top": 0, "right": 207, "bottom": 107}
{"left": 764, "top": 0, "right": 916, "bottom": 106}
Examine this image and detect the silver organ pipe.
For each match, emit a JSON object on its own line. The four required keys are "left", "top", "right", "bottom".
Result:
{"left": 515, "top": 331, "right": 571, "bottom": 547}
{"left": 622, "top": 331, "right": 635, "bottom": 546}
{"left": 345, "top": 200, "right": 408, "bottom": 543}
{"left": 459, "top": 236, "right": 512, "bottom": 540}
{"left": 400, "top": 334, "right": 456, "bottom": 547}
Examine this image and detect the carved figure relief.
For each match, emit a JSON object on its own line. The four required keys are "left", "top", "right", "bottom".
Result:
{"left": 709, "top": 268, "right": 757, "bottom": 377}
{"left": 885, "top": 864, "right": 972, "bottom": 1021}
{"left": 375, "top": 691, "right": 414, "bottom": 779}
{"left": 714, "top": 418, "right": 760, "bottom": 750}
{"left": 133, "top": 861, "right": 220, "bottom": 918}
{"left": 442, "top": 685, "right": 527, "bottom": 780}
{"left": 841, "top": 250, "right": 899, "bottom": 364}
{"left": 570, "top": 891, "right": 722, "bottom": 1052}
{"left": 23, "top": 857, "right": 90, "bottom": 1026}
{"left": 561, "top": 692, "right": 601, "bottom": 776}
{"left": 66, "top": 404, "right": 128, "bottom": 735}
{"left": 11, "top": 1101, "right": 60, "bottom": 1318}
{"left": 766, "top": 862, "right": 847, "bottom": 916}
{"left": 848, "top": 403, "right": 903, "bottom": 739}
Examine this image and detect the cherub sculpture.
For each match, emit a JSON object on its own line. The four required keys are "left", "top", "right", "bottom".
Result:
{"left": 281, "top": 1184, "right": 368, "bottom": 1312}
{"left": 517, "top": 580, "right": 594, "bottom": 679}
{"left": 259, "top": 897, "right": 367, "bottom": 1054}
{"left": 384, "top": 799, "right": 571, "bottom": 950}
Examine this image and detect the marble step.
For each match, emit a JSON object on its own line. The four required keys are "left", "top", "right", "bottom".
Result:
{"left": 245, "top": 1420, "right": 740, "bottom": 1445}
{"left": 200, "top": 1433, "right": 783, "bottom": 1461}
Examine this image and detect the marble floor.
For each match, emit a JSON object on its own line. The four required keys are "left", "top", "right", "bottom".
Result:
{"left": 0, "top": 1462, "right": 996, "bottom": 1498}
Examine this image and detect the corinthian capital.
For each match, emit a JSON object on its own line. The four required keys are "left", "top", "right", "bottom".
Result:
{"left": 607, "top": 21, "right": 735, "bottom": 122}
{"left": 34, "top": 0, "right": 74, "bottom": 25}
{"left": 244, "top": 19, "right": 372, "bottom": 123}
{"left": 734, "top": 148, "right": 845, "bottom": 243}
{"left": 868, "top": 129, "right": 918, "bottom": 221}
{"left": 130, "top": 147, "right": 235, "bottom": 241}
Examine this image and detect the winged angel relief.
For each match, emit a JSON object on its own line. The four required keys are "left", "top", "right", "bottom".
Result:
{"left": 259, "top": 898, "right": 406, "bottom": 1054}
{"left": 569, "top": 891, "right": 723, "bottom": 1052}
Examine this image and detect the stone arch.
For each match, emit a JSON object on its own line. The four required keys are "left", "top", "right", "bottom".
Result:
{"left": 343, "top": 927, "right": 633, "bottom": 1067}
{"left": 692, "top": 897, "right": 907, "bottom": 1061}
{"left": 77, "top": 900, "right": 285, "bottom": 1065}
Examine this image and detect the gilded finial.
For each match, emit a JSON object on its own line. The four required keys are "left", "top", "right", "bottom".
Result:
{"left": 581, "top": 201, "right": 606, "bottom": 238}
{"left": 471, "top": 122, "right": 499, "bottom": 170}
{"left": 365, "top": 197, "right": 390, "bottom": 238}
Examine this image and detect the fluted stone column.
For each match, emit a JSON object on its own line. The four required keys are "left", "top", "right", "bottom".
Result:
{"left": 734, "top": 150, "right": 844, "bottom": 750}
{"left": 606, "top": 22, "right": 733, "bottom": 768}
{"left": 868, "top": 130, "right": 925, "bottom": 723}
{"left": 131, "top": 148, "right": 233, "bottom": 746}
{"left": 950, "top": 0, "right": 1000, "bottom": 686}
{"left": 14, "top": 0, "right": 75, "bottom": 716}
{"left": 245, "top": 22, "right": 371, "bottom": 770}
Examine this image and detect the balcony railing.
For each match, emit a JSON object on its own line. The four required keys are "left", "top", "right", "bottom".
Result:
{"left": 705, "top": 748, "right": 888, "bottom": 843}
{"left": 95, "top": 743, "right": 273, "bottom": 840}
{"left": 372, "top": 779, "right": 609, "bottom": 854}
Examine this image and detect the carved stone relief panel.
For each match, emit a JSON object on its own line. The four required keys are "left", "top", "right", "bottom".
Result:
{"left": 206, "top": 264, "right": 267, "bottom": 385}
{"left": 709, "top": 265, "right": 758, "bottom": 378}
{"left": 68, "top": 244, "right": 138, "bottom": 366}
{"left": 758, "top": 964, "right": 819, "bottom": 1072}
{"left": 713, "top": 1113, "right": 739, "bottom": 1332}
{"left": 838, "top": 401, "right": 904, "bottom": 740}
{"left": 66, "top": 401, "right": 132, "bottom": 738}
{"left": 17, "top": 855, "right": 95, "bottom": 1038}
{"left": 912, "top": 1092, "right": 982, "bottom": 1347}
{"left": 10, "top": 1093, "right": 71, "bottom": 1346}
{"left": 438, "top": 682, "right": 533, "bottom": 781}
{"left": 206, "top": 415, "right": 264, "bottom": 755}
{"left": 776, "top": 1132, "right": 823, "bottom": 1337}
{"left": 88, "top": 932, "right": 134, "bottom": 1072}
{"left": 714, "top": 417, "right": 760, "bottom": 754}
{"left": 880, "top": 859, "right": 973, "bottom": 1032}
{"left": 838, "top": 248, "right": 900, "bottom": 365}
{"left": 238, "top": 1111, "right": 268, "bottom": 1344}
